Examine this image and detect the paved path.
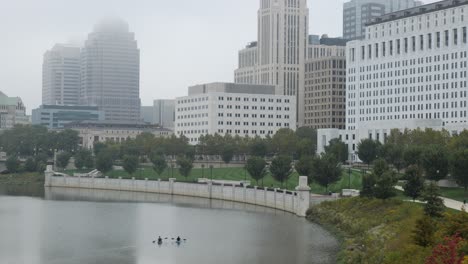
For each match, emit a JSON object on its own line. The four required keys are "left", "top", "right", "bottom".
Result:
{"left": 395, "top": 186, "right": 466, "bottom": 211}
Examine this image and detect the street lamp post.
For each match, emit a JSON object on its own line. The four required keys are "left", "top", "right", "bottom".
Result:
{"left": 202, "top": 164, "right": 205, "bottom": 178}
{"left": 210, "top": 165, "right": 213, "bottom": 181}
{"left": 348, "top": 167, "right": 352, "bottom": 189}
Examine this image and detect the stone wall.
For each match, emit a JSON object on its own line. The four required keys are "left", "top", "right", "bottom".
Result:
{"left": 44, "top": 167, "right": 336, "bottom": 217}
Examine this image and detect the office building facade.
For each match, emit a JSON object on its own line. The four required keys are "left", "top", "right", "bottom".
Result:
{"left": 175, "top": 83, "right": 296, "bottom": 144}
{"left": 320, "top": 0, "right": 468, "bottom": 161}
{"left": 304, "top": 36, "right": 348, "bottom": 129}
{"left": 42, "top": 44, "right": 81, "bottom": 106}
{"left": 141, "top": 100, "right": 175, "bottom": 129}
{"left": 32, "top": 105, "right": 104, "bottom": 129}
{"left": 80, "top": 18, "right": 141, "bottom": 122}
{"left": 0, "top": 92, "right": 30, "bottom": 129}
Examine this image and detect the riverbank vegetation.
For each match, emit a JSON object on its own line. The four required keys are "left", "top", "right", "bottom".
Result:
{"left": 307, "top": 157, "right": 468, "bottom": 264}
{"left": 307, "top": 197, "right": 468, "bottom": 264}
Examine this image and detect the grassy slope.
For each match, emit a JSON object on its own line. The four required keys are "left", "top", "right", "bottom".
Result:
{"left": 67, "top": 167, "right": 363, "bottom": 193}
{"left": 307, "top": 198, "right": 431, "bottom": 264}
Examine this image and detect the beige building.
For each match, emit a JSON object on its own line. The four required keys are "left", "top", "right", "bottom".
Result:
{"left": 64, "top": 121, "right": 172, "bottom": 149}
{"left": 304, "top": 36, "right": 347, "bottom": 130}
{"left": 0, "top": 91, "right": 30, "bottom": 129}
{"left": 234, "top": 0, "right": 309, "bottom": 126}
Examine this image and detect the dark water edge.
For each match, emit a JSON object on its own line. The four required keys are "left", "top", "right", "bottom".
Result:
{"left": 0, "top": 183, "right": 45, "bottom": 198}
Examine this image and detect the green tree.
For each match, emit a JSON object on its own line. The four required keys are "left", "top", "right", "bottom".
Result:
{"left": 309, "top": 154, "right": 343, "bottom": 192}
{"left": 123, "top": 155, "right": 139, "bottom": 176}
{"left": 269, "top": 155, "right": 293, "bottom": 188}
{"left": 413, "top": 216, "right": 437, "bottom": 247}
{"left": 380, "top": 143, "right": 404, "bottom": 172}
{"left": 95, "top": 150, "right": 114, "bottom": 173}
{"left": 295, "top": 156, "right": 313, "bottom": 176}
{"left": 361, "top": 159, "right": 397, "bottom": 199}
{"left": 357, "top": 139, "right": 381, "bottom": 166}
{"left": 74, "top": 149, "right": 94, "bottom": 170}
{"left": 450, "top": 149, "right": 468, "bottom": 193}
{"left": 24, "top": 157, "right": 37, "bottom": 172}
{"left": 296, "top": 138, "right": 316, "bottom": 159}
{"left": 403, "top": 145, "right": 424, "bottom": 167}
{"left": 54, "top": 129, "right": 80, "bottom": 153}
{"left": 404, "top": 165, "right": 425, "bottom": 201}
{"left": 177, "top": 157, "right": 193, "bottom": 179}
{"left": 272, "top": 129, "right": 298, "bottom": 156}
{"left": 422, "top": 182, "right": 445, "bottom": 218}
{"left": 56, "top": 152, "right": 71, "bottom": 170}
{"left": 324, "top": 138, "right": 348, "bottom": 163}
{"left": 221, "top": 145, "right": 235, "bottom": 164}
{"left": 93, "top": 142, "right": 107, "bottom": 156}
{"left": 245, "top": 157, "right": 267, "bottom": 186}
{"left": 373, "top": 170, "right": 398, "bottom": 200}
{"left": 5, "top": 156, "right": 20, "bottom": 173}
{"left": 151, "top": 154, "right": 167, "bottom": 177}
{"left": 249, "top": 138, "right": 268, "bottom": 157}
{"left": 360, "top": 173, "right": 376, "bottom": 198}
{"left": 421, "top": 146, "right": 449, "bottom": 182}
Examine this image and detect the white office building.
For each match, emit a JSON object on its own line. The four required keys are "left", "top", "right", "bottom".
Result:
{"left": 234, "top": 0, "right": 309, "bottom": 126}
{"left": 175, "top": 83, "right": 297, "bottom": 144}
{"left": 319, "top": 0, "right": 468, "bottom": 161}
{"left": 42, "top": 44, "right": 81, "bottom": 106}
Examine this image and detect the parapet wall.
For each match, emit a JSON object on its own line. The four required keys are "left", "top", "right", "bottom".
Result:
{"left": 44, "top": 169, "right": 336, "bottom": 217}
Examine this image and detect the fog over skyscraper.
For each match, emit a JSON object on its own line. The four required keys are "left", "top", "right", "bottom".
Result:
{"left": 235, "top": 0, "right": 309, "bottom": 126}
{"left": 42, "top": 44, "right": 81, "bottom": 106}
{"left": 80, "top": 18, "right": 141, "bottom": 122}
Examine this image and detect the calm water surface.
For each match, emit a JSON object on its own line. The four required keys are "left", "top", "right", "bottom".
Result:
{"left": 0, "top": 185, "right": 339, "bottom": 264}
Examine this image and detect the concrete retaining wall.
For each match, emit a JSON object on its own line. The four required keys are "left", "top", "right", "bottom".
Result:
{"left": 44, "top": 168, "right": 336, "bottom": 217}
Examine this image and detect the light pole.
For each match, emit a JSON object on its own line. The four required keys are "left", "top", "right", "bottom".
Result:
{"left": 348, "top": 167, "right": 352, "bottom": 189}
{"left": 202, "top": 164, "right": 205, "bottom": 178}
{"left": 210, "top": 165, "right": 213, "bottom": 181}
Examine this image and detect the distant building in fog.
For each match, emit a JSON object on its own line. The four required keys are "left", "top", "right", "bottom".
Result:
{"left": 141, "top": 99, "right": 175, "bottom": 130}
{"left": 42, "top": 44, "right": 81, "bottom": 106}
{"left": 80, "top": 18, "right": 141, "bottom": 122}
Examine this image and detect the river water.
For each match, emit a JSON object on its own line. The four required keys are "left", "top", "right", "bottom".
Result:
{"left": 0, "top": 185, "right": 339, "bottom": 264}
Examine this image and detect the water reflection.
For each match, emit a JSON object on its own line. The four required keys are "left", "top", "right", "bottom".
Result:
{"left": 0, "top": 187, "right": 339, "bottom": 264}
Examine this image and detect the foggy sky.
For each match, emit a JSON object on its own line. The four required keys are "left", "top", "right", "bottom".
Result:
{"left": 0, "top": 0, "right": 437, "bottom": 113}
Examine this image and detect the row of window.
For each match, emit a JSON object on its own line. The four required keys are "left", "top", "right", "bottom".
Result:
{"left": 350, "top": 27, "right": 468, "bottom": 61}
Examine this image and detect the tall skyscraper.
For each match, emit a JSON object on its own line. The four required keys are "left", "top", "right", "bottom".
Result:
{"left": 80, "top": 18, "right": 141, "bottom": 122}
{"left": 343, "top": 0, "right": 423, "bottom": 40}
{"left": 42, "top": 44, "right": 81, "bottom": 106}
{"left": 235, "top": 0, "right": 309, "bottom": 126}
{"left": 141, "top": 99, "right": 175, "bottom": 130}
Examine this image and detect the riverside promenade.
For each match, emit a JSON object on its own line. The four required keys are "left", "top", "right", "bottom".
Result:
{"left": 44, "top": 166, "right": 336, "bottom": 217}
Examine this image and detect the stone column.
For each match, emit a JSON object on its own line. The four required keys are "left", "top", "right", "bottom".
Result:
{"left": 44, "top": 165, "right": 54, "bottom": 187}
{"left": 169, "top": 178, "right": 176, "bottom": 195}
{"left": 295, "top": 176, "right": 311, "bottom": 217}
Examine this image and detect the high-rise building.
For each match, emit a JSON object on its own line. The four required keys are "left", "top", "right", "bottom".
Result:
{"left": 80, "top": 18, "right": 141, "bottom": 122}
{"left": 141, "top": 99, "right": 175, "bottom": 130}
{"left": 175, "top": 82, "right": 296, "bottom": 145}
{"left": 319, "top": 0, "right": 468, "bottom": 161}
{"left": 343, "top": 0, "right": 423, "bottom": 40}
{"left": 234, "top": 0, "right": 309, "bottom": 126}
{"left": 0, "top": 92, "right": 30, "bottom": 129}
{"left": 42, "top": 44, "right": 81, "bottom": 106}
{"left": 304, "top": 36, "right": 348, "bottom": 129}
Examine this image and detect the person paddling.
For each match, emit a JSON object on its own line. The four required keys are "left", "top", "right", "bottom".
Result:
{"left": 176, "top": 236, "right": 181, "bottom": 243}
{"left": 158, "top": 236, "right": 163, "bottom": 244}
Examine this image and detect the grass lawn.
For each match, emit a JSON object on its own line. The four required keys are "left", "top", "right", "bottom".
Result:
{"left": 438, "top": 187, "right": 468, "bottom": 202}
{"left": 67, "top": 166, "right": 363, "bottom": 193}
{"left": 0, "top": 172, "right": 44, "bottom": 185}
